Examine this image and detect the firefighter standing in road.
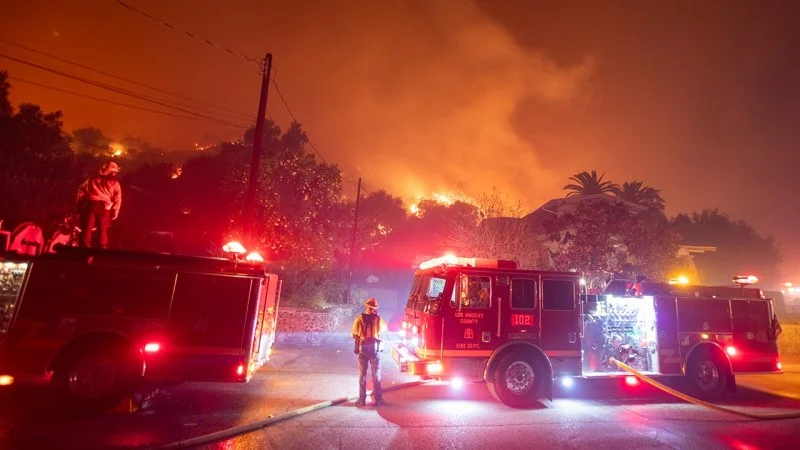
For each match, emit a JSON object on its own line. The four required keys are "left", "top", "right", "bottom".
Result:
{"left": 352, "top": 298, "right": 387, "bottom": 406}
{"left": 76, "top": 161, "right": 122, "bottom": 249}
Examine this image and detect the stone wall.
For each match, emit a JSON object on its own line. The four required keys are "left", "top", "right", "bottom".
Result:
{"left": 275, "top": 306, "right": 358, "bottom": 347}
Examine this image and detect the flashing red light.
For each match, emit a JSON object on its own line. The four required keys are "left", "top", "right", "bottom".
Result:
{"left": 245, "top": 252, "right": 264, "bottom": 262}
{"left": 236, "top": 364, "right": 245, "bottom": 376}
{"left": 223, "top": 241, "right": 247, "bottom": 254}
{"left": 625, "top": 376, "right": 640, "bottom": 387}
{"left": 419, "top": 254, "right": 460, "bottom": 270}
{"left": 418, "top": 254, "right": 517, "bottom": 270}
{"left": 733, "top": 275, "right": 759, "bottom": 285}
{"left": 777, "top": 361, "right": 783, "bottom": 370}
{"left": 143, "top": 342, "right": 161, "bottom": 353}
{"left": 726, "top": 346, "right": 737, "bottom": 357}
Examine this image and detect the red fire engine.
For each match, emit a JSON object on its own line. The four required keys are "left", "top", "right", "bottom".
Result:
{"left": 392, "top": 255, "right": 782, "bottom": 408}
{"left": 0, "top": 243, "right": 281, "bottom": 410}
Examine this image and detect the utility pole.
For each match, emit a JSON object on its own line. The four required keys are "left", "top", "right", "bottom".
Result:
{"left": 243, "top": 52, "right": 273, "bottom": 240}
{"left": 345, "top": 178, "right": 362, "bottom": 303}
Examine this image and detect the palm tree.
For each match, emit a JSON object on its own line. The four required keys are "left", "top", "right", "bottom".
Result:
{"left": 563, "top": 171, "right": 618, "bottom": 197}
{"left": 612, "top": 181, "right": 665, "bottom": 210}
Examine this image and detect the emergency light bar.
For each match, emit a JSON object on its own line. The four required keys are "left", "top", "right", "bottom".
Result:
{"left": 245, "top": 252, "right": 264, "bottom": 262}
{"left": 733, "top": 275, "right": 759, "bottom": 286}
{"left": 418, "top": 255, "right": 517, "bottom": 270}
{"left": 222, "top": 241, "right": 247, "bottom": 255}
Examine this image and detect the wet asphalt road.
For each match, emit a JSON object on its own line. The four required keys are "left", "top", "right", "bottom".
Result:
{"left": 1, "top": 332, "right": 800, "bottom": 450}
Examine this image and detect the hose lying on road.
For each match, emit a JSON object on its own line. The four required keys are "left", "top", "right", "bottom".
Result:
{"left": 611, "top": 358, "right": 800, "bottom": 421}
{"left": 152, "top": 380, "right": 429, "bottom": 449}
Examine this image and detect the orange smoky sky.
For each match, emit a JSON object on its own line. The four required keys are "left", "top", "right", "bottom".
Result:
{"left": 1, "top": 0, "right": 799, "bottom": 276}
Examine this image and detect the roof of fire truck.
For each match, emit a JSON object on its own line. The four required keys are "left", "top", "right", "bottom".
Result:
{"left": 0, "top": 245, "right": 268, "bottom": 277}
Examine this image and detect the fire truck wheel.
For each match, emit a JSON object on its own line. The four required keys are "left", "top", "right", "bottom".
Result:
{"left": 53, "top": 343, "right": 141, "bottom": 411}
{"left": 491, "top": 351, "right": 545, "bottom": 408}
{"left": 685, "top": 350, "right": 729, "bottom": 398}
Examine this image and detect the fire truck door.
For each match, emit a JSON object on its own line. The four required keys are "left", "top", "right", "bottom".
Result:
{"left": 445, "top": 273, "right": 496, "bottom": 355}
{"left": 655, "top": 297, "right": 681, "bottom": 374}
{"left": 539, "top": 278, "right": 580, "bottom": 360}
{"left": 157, "top": 273, "right": 255, "bottom": 382}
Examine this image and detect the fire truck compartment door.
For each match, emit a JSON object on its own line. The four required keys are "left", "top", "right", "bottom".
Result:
{"left": 540, "top": 279, "right": 580, "bottom": 358}
{"left": 731, "top": 299, "right": 780, "bottom": 372}
{"left": 153, "top": 272, "right": 257, "bottom": 382}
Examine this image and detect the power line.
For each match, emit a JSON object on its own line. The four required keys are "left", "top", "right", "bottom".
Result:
{"left": 8, "top": 76, "right": 245, "bottom": 128}
{"left": 271, "top": 72, "right": 326, "bottom": 162}
{"left": 115, "top": 0, "right": 259, "bottom": 65}
{"left": 115, "top": 1, "right": 331, "bottom": 163}
{"left": 0, "top": 52, "right": 249, "bottom": 128}
{"left": 0, "top": 36, "right": 253, "bottom": 121}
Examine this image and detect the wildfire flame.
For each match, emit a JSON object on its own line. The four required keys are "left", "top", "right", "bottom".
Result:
{"left": 408, "top": 191, "right": 476, "bottom": 217}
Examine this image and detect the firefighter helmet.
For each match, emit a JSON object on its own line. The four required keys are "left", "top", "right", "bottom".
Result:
{"left": 364, "top": 297, "right": 379, "bottom": 309}
{"left": 103, "top": 161, "right": 121, "bottom": 173}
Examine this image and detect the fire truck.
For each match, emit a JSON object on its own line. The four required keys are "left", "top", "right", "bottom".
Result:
{"left": 0, "top": 243, "right": 281, "bottom": 410}
{"left": 392, "top": 255, "right": 782, "bottom": 408}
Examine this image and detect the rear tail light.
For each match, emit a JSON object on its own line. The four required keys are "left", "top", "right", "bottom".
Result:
{"left": 625, "top": 376, "right": 639, "bottom": 387}
{"left": 236, "top": 364, "right": 245, "bottom": 376}
{"left": 143, "top": 342, "right": 161, "bottom": 353}
{"left": 777, "top": 361, "right": 783, "bottom": 370}
{"left": 0, "top": 375, "right": 14, "bottom": 386}
{"left": 725, "top": 346, "right": 737, "bottom": 356}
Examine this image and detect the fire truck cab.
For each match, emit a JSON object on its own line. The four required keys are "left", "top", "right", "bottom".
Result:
{"left": 392, "top": 256, "right": 782, "bottom": 408}
{"left": 0, "top": 245, "right": 281, "bottom": 410}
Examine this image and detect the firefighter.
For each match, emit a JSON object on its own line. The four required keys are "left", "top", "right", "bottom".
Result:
{"left": 76, "top": 161, "right": 122, "bottom": 249}
{"left": 351, "top": 297, "right": 387, "bottom": 406}
{"left": 628, "top": 275, "right": 648, "bottom": 296}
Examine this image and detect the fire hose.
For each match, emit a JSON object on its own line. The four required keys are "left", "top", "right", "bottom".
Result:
{"left": 611, "top": 358, "right": 800, "bottom": 420}
{"left": 152, "top": 380, "right": 429, "bottom": 449}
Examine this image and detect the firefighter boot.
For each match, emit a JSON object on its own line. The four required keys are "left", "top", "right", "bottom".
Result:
{"left": 355, "top": 398, "right": 366, "bottom": 407}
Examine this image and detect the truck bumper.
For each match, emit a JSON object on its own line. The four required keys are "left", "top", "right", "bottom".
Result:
{"left": 391, "top": 343, "right": 443, "bottom": 378}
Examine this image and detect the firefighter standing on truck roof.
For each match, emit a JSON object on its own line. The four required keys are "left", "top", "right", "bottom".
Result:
{"left": 352, "top": 297, "right": 386, "bottom": 407}
{"left": 76, "top": 161, "right": 122, "bottom": 249}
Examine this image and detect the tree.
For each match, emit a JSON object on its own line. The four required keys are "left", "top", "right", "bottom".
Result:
{"left": 672, "top": 209, "right": 781, "bottom": 285}
{"left": 563, "top": 170, "right": 618, "bottom": 197}
{"left": 544, "top": 202, "right": 682, "bottom": 280}
{"left": 352, "top": 190, "right": 407, "bottom": 253}
{"left": 446, "top": 189, "right": 545, "bottom": 269}
{"left": 72, "top": 127, "right": 112, "bottom": 157}
{"left": 0, "top": 71, "right": 11, "bottom": 117}
{"left": 613, "top": 181, "right": 665, "bottom": 211}
{"left": 186, "top": 121, "right": 345, "bottom": 266}
{"left": 0, "top": 73, "right": 81, "bottom": 227}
